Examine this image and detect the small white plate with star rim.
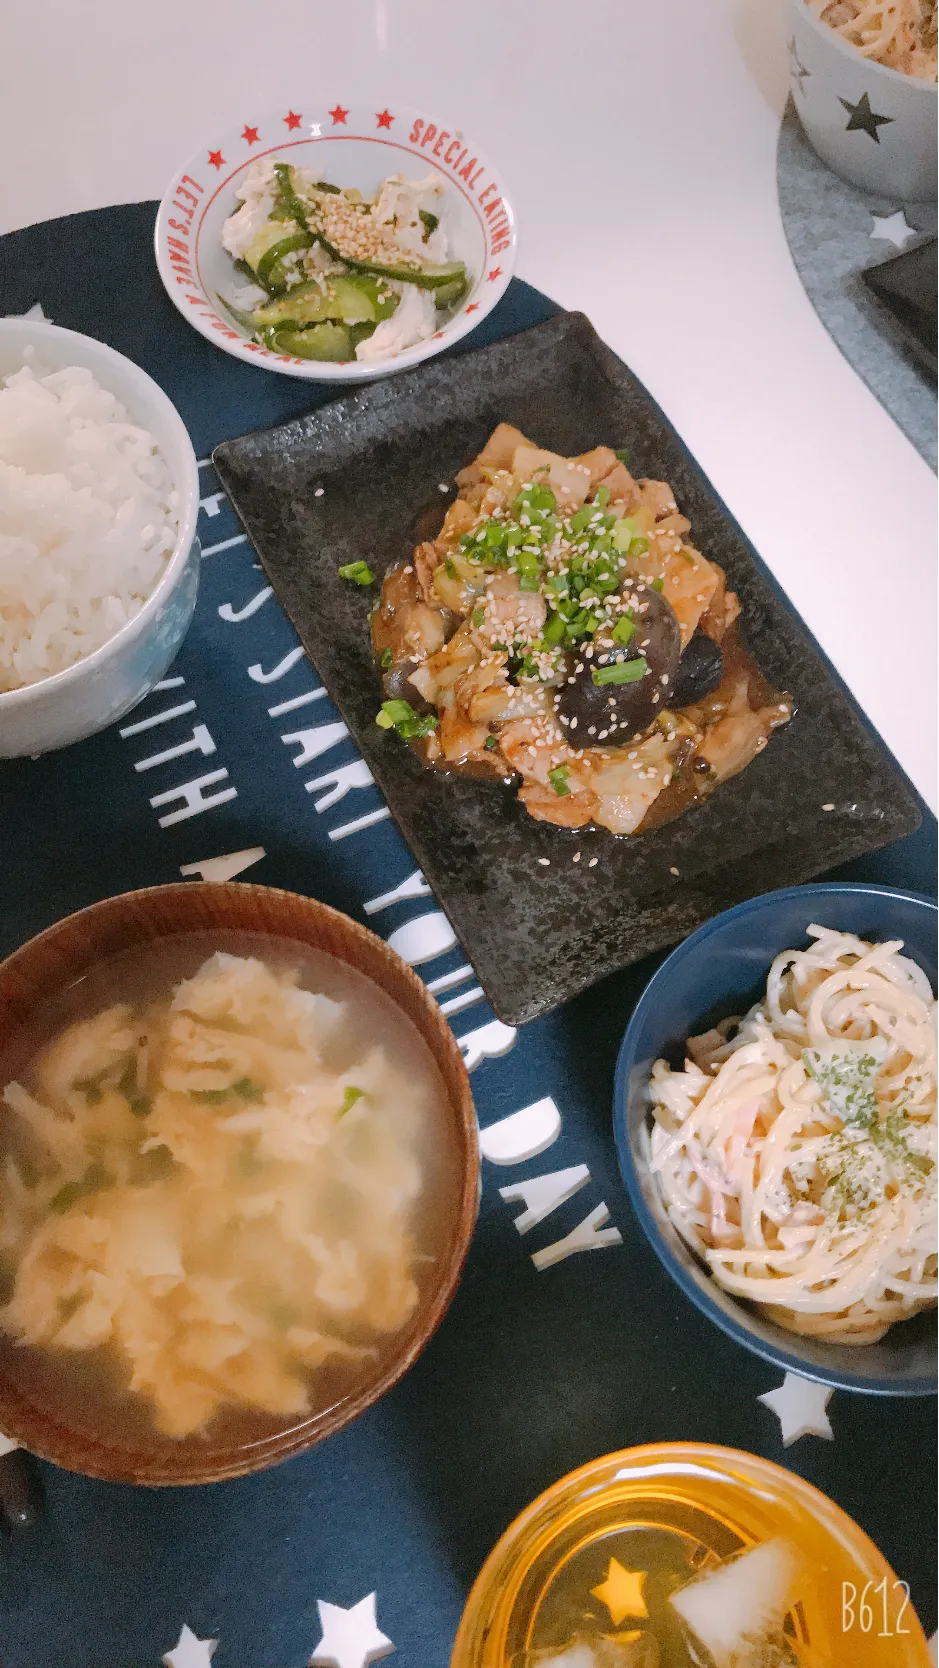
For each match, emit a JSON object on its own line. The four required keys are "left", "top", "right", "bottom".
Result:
{"left": 154, "top": 101, "right": 517, "bottom": 381}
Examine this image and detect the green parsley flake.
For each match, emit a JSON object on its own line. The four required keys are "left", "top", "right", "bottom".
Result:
{"left": 804, "top": 1046, "right": 883, "bottom": 1131}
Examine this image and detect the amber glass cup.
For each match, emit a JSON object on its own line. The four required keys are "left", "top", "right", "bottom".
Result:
{"left": 451, "top": 1443, "right": 932, "bottom": 1667}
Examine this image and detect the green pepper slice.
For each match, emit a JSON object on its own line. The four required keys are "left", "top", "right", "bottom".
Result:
{"left": 256, "top": 232, "right": 314, "bottom": 292}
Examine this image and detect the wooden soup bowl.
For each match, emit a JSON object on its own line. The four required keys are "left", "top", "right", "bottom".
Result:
{"left": 0, "top": 883, "right": 479, "bottom": 1485}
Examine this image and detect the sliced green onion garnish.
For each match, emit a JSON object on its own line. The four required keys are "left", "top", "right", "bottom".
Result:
{"left": 548, "top": 765, "right": 570, "bottom": 797}
{"left": 629, "top": 537, "right": 649, "bottom": 557}
{"left": 337, "top": 1085, "right": 365, "bottom": 1119}
{"left": 232, "top": 1077, "right": 263, "bottom": 1101}
{"left": 484, "top": 735, "right": 499, "bottom": 750}
{"left": 591, "top": 657, "right": 648, "bottom": 686}
{"left": 615, "top": 448, "right": 630, "bottom": 465}
{"left": 376, "top": 699, "right": 438, "bottom": 738}
{"left": 611, "top": 614, "right": 637, "bottom": 646}
{"left": 380, "top": 647, "right": 393, "bottom": 669}
{"left": 651, "top": 576, "right": 665, "bottom": 592}
{"left": 339, "top": 561, "right": 375, "bottom": 585}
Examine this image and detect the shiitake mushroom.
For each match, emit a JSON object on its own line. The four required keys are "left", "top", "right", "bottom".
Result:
{"left": 555, "top": 585, "right": 681, "bottom": 745}
{"left": 381, "top": 661, "right": 434, "bottom": 713}
{"left": 669, "top": 629, "right": 724, "bottom": 709}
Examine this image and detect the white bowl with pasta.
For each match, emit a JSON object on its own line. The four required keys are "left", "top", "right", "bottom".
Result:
{"left": 614, "top": 883, "right": 937, "bottom": 1394}
{"left": 786, "top": 0, "right": 937, "bottom": 199}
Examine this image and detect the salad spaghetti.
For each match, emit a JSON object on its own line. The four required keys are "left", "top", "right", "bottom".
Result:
{"left": 646, "top": 925, "right": 937, "bottom": 1344}
{"left": 808, "top": 0, "right": 938, "bottom": 80}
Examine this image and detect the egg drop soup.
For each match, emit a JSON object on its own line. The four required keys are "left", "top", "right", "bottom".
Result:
{"left": 0, "top": 933, "right": 461, "bottom": 1451}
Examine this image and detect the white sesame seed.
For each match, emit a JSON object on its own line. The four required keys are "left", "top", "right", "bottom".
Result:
{"left": 314, "top": 487, "right": 325, "bottom": 498}
{"left": 437, "top": 483, "right": 450, "bottom": 493}
{"left": 822, "top": 802, "right": 835, "bottom": 811}
{"left": 572, "top": 851, "right": 581, "bottom": 862}
{"left": 670, "top": 866, "right": 680, "bottom": 876}
{"left": 588, "top": 856, "right": 599, "bottom": 867}
{"left": 537, "top": 857, "right": 550, "bottom": 866}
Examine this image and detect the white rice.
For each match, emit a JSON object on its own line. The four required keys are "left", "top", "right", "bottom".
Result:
{"left": 0, "top": 358, "right": 179, "bottom": 693}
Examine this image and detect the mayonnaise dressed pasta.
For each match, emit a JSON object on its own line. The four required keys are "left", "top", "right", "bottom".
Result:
{"left": 809, "top": 0, "right": 938, "bottom": 81}
{"left": 646, "top": 926, "right": 937, "bottom": 1344}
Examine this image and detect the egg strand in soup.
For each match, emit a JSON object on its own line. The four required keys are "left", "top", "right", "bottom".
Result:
{"left": 0, "top": 946, "right": 448, "bottom": 1441}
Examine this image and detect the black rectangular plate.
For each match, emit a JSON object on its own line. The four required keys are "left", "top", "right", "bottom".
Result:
{"left": 862, "top": 238, "right": 938, "bottom": 380}
{"left": 214, "top": 312, "right": 921, "bottom": 1025}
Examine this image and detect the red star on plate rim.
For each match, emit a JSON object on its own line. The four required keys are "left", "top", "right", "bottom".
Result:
{"left": 207, "top": 150, "right": 225, "bottom": 170}
{"left": 283, "top": 110, "right": 302, "bottom": 130}
{"left": 487, "top": 267, "right": 502, "bottom": 282}
{"left": 241, "top": 125, "right": 260, "bottom": 145}
{"left": 329, "top": 104, "right": 349, "bottom": 125}
{"left": 376, "top": 109, "right": 394, "bottom": 129}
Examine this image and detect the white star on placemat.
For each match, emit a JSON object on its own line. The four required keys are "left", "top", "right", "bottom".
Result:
{"left": 758, "top": 1373, "right": 834, "bottom": 1447}
{"left": 162, "top": 1624, "right": 218, "bottom": 1668}
{"left": 3, "top": 301, "right": 49, "bottom": 320}
{"left": 870, "top": 209, "right": 917, "bottom": 249}
{"left": 309, "top": 1594, "right": 394, "bottom": 1668}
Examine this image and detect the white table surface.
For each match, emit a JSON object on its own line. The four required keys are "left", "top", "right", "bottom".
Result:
{"left": 2, "top": 0, "right": 935, "bottom": 809}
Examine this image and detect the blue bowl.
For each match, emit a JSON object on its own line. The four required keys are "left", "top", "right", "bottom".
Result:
{"left": 614, "top": 884, "right": 937, "bottom": 1396}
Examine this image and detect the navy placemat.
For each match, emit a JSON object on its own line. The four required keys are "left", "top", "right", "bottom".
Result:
{"left": 0, "top": 203, "right": 936, "bottom": 1668}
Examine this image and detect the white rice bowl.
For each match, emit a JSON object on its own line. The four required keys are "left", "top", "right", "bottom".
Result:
{"left": 0, "top": 318, "right": 199, "bottom": 759}
{"left": 0, "top": 359, "right": 179, "bottom": 692}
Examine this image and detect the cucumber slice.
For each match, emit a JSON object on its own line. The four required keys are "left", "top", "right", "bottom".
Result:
{"left": 311, "top": 233, "right": 467, "bottom": 293}
{"left": 243, "top": 220, "right": 295, "bottom": 274}
{"left": 217, "top": 294, "right": 260, "bottom": 333}
{"left": 349, "top": 321, "right": 378, "bottom": 350}
{"left": 252, "top": 280, "right": 333, "bottom": 328}
{"left": 330, "top": 274, "right": 399, "bottom": 324}
{"left": 268, "top": 321, "right": 353, "bottom": 361}
{"left": 433, "top": 276, "right": 468, "bottom": 309}
{"left": 352, "top": 257, "right": 467, "bottom": 291}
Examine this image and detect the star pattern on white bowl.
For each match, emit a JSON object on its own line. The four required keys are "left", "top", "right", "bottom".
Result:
{"left": 870, "top": 209, "right": 917, "bottom": 249}
{"left": 758, "top": 1373, "right": 834, "bottom": 1447}
{"left": 308, "top": 1593, "right": 395, "bottom": 1668}
{"left": 162, "top": 1624, "right": 218, "bottom": 1668}
{"left": 787, "top": 36, "right": 811, "bottom": 95}
{"left": 839, "top": 91, "right": 894, "bottom": 143}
